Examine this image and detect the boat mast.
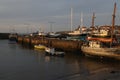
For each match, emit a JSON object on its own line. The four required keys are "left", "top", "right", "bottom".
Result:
{"left": 70, "top": 8, "right": 73, "bottom": 32}
{"left": 91, "top": 12, "right": 96, "bottom": 29}
{"left": 112, "top": 2, "right": 116, "bottom": 36}
{"left": 80, "top": 12, "right": 83, "bottom": 33}
{"left": 110, "top": 2, "right": 116, "bottom": 47}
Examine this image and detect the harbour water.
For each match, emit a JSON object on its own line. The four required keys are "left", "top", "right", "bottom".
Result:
{"left": 0, "top": 40, "right": 120, "bottom": 80}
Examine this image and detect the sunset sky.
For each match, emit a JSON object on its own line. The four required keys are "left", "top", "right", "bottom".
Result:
{"left": 0, "top": 0, "right": 120, "bottom": 33}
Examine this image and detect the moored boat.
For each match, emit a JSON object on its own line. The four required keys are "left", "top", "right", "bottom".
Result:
{"left": 81, "top": 2, "right": 120, "bottom": 60}
{"left": 81, "top": 42, "right": 120, "bottom": 60}
{"left": 8, "top": 33, "right": 18, "bottom": 43}
{"left": 34, "top": 44, "right": 46, "bottom": 50}
{"left": 45, "top": 47, "right": 65, "bottom": 57}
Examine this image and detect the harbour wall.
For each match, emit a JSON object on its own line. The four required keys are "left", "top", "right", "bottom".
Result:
{"left": 0, "top": 33, "right": 9, "bottom": 39}
{"left": 17, "top": 36, "right": 83, "bottom": 52}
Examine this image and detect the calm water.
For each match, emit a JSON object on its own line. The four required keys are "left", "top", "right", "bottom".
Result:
{"left": 0, "top": 40, "right": 120, "bottom": 80}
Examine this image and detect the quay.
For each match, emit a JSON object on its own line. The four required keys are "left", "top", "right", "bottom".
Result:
{"left": 17, "top": 35, "right": 83, "bottom": 52}
{"left": 0, "top": 33, "right": 9, "bottom": 39}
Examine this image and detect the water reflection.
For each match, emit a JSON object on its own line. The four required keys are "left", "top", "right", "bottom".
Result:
{"left": 0, "top": 40, "right": 119, "bottom": 80}
{"left": 63, "top": 52, "right": 120, "bottom": 78}
{"left": 8, "top": 43, "right": 17, "bottom": 49}
{"left": 32, "top": 48, "right": 120, "bottom": 74}
{"left": 45, "top": 56, "right": 50, "bottom": 62}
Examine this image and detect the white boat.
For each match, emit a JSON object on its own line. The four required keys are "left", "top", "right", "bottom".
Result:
{"left": 45, "top": 47, "right": 65, "bottom": 57}
{"left": 68, "top": 30, "right": 81, "bottom": 36}
{"left": 81, "top": 3, "right": 120, "bottom": 60}
{"left": 47, "top": 32, "right": 61, "bottom": 38}
{"left": 34, "top": 44, "right": 46, "bottom": 50}
{"left": 92, "top": 29, "right": 111, "bottom": 37}
{"left": 68, "top": 12, "right": 87, "bottom": 36}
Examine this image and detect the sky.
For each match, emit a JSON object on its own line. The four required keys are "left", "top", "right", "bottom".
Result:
{"left": 0, "top": 0, "right": 120, "bottom": 33}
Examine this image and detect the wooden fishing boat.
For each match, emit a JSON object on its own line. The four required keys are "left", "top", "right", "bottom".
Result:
{"left": 81, "top": 3, "right": 120, "bottom": 60}
{"left": 81, "top": 41, "right": 120, "bottom": 60}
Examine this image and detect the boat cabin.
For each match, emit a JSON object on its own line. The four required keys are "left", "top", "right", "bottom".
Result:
{"left": 92, "top": 29, "right": 111, "bottom": 37}
{"left": 89, "top": 41, "right": 101, "bottom": 48}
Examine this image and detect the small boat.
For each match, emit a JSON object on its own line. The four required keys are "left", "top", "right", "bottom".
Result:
{"left": 45, "top": 47, "right": 65, "bottom": 57}
{"left": 34, "top": 44, "right": 46, "bottom": 50}
{"left": 8, "top": 33, "right": 17, "bottom": 44}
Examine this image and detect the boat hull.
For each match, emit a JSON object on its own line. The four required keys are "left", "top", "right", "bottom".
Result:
{"left": 81, "top": 46, "right": 120, "bottom": 60}
{"left": 34, "top": 45, "right": 46, "bottom": 50}
{"left": 45, "top": 47, "right": 65, "bottom": 57}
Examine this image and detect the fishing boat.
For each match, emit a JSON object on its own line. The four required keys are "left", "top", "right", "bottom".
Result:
{"left": 34, "top": 44, "right": 46, "bottom": 50}
{"left": 81, "top": 41, "right": 120, "bottom": 60}
{"left": 45, "top": 47, "right": 65, "bottom": 57}
{"left": 81, "top": 3, "right": 120, "bottom": 60}
{"left": 92, "top": 29, "right": 111, "bottom": 37}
